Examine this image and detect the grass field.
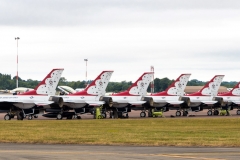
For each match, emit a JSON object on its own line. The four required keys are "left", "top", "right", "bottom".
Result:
{"left": 0, "top": 118, "right": 240, "bottom": 147}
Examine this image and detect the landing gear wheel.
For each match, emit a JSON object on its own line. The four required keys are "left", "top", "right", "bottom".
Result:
{"left": 28, "top": 115, "right": 33, "bottom": 120}
{"left": 77, "top": 115, "right": 81, "bottom": 119}
{"left": 213, "top": 110, "right": 219, "bottom": 115}
{"left": 57, "top": 114, "right": 63, "bottom": 120}
{"left": 17, "top": 112, "right": 24, "bottom": 120}
{"left": 34, "top": 115, "right": 38, "bottom": 118}
{"left": 207, "top": 110, "right": 212, "bottom": 116}
{"left": 237, "top": 110, "right": 240, "bottom": 115}
{"left": 4, "top": 114, "right": 11, "bottom": 120}
{"left": 73, "top": 115, "right": 77, "bottom": 119}
{"left": 125, "top": 113, "right": 129, "bottom": 118}
{"left": 102, "top": 113, "right": 107, "bottom": 119}
{"left": 183, "top": 111, "right": 188, "bottom": 116}
{"left": 140, "top": 112, "right": 146, "bottom": 117}
{"left": 176, "top": 111, "right": 181, "bottom": 116}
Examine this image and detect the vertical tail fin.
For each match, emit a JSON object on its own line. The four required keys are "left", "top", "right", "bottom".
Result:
{"left": 165, "top": 74, "right": 191, "bottom": 96}
{"left": 35, "top": 69, "right": 64, "bottom": 95}
{"left": 74, "top": 71, "right": 114, "bottom": 96}
{"left": 199, "top": 75, "right": 224, "bottom": 96}
{"left": 228, "top": 82, "right": 240, "bottom": 96}
{"left": 127, "top": 72, "right": 154, "bottom": 96}
{"left": 21, "top": 68, "right": 64, "bottom": 95}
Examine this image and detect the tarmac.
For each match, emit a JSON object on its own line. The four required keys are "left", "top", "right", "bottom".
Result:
{"left": 0, "top": 143, "right": 239, "bottom": 160}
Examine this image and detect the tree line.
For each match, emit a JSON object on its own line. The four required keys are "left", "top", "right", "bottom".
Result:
{"left": 0, "top": 74, "right": 237, "bottom": 93}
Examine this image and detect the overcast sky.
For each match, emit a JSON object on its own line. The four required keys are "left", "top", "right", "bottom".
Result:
{"left": 1, "top": 0, "right": 240, "bottom": 83}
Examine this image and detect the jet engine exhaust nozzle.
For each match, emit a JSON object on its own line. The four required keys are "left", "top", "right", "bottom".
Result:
{"left": 49, "top": 96, "right": 64, "bottom": 108}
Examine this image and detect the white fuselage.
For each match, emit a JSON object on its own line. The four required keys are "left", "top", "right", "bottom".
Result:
{"left": 217, "top": 96, "right": 240, "bottom": 105}
{"left": 147, "top": 96, "right": 181, "bottom": 107}
{"left": 108, "top": 95, "right": 143, "bottom": 108}
{"left": 61, "top": 95, "right": 102, "bottom": 109}
{"left": 0, "top": 95, "right": 52, "bottom": 109}
{"left": 186, "top": 96, "right": 213, "bottom": 107}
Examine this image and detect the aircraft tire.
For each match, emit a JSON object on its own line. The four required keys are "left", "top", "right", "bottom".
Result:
{"left": 4, "top": 114, "right": 11, "bottom": 120}
{"left": 109, "top": 111, "right": 113, "bottom": 118}
{"left": 207, "top": 110, "right": 212, "bottom": 116}
{"left": 113, "top": 110, "right": 118, "bottom": 119}
{"left": 183, "top": 111, "right": 188, "bottom": 116}
{"left": 28, "top": 115, "right": 33, "bottom": 120}
{"left": 140, "top": 112, "right": 146, "bottom": 117}
{"left": 17, "top": 112, "right": 24, "bottom": 120}
{"left": 34, "top": 115, "right": 38, "bottom": 118}
{"left": 77, "top": 115, "right": 81, "bottom": 119}
{"left": 176, "top": 111, "right": 181, "bottom": 116}
{"left": 102, "top": 113, "right": 107, "bottom": 119}
{"left": 56, "top": 114, "right": 63, "bottom": 120}
{"left": 237, "top": 110, "right": 240, "bottom": 115}
{"left": 213, "top": 110, "right": 219, "bottom": 116}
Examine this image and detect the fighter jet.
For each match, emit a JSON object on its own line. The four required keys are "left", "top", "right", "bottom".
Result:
{"left": 0, "top": 68, "right": 64, "bottom": 120}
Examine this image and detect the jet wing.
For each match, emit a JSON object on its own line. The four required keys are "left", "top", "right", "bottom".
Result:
{"left": 166, "top": 101, "right": 184, "bottom": 105}
{"left": 113, "top": 100, "right": 146, "bottom": 105}
{"left": 232, "top": 101, "right": 240, "bottom": 104}
{"left": 153, "top": 100, "right": 184, "bottom": 105}
{"left": 200, "top": 101, "right": 217, "bottom": 105}
{"left": 63, "top": 100, "right": 85, "bottom": 103}
{"left": 128, "top": 101, "right": 146, "bottom": 105}
{"left": 85, "top": 101, "right": 105, "bottom": 106}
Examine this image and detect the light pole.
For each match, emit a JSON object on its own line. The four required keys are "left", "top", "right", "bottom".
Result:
{"left": 150, "top": 66, "right": 154, "bottom": 94}
{"left": 84, "top": 59, "right": 88, "bottom": 87}
{"left": 15, "top": 37, "right": 20, "bottom": 88}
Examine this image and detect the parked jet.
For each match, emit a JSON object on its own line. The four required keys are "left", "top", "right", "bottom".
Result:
{"left": 43, "top": 71, "right": 114, "bottom": 120}
{"left": 0, "top": 68, "right": 64, "bottom": 120}
{"left": 180, "top": 75, "right": 225, "bottom": 116}
{"left": 104, "top": 72, "right": 154, "bottom": 118}
{"left": 217, "top": 81, "right": 240, "bottom": 115}
{"left": 135, "top": 74, "right": 191, "bottom": 117}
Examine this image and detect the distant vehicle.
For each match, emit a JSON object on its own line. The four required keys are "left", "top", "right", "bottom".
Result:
{"left": 0, "top": 88, "right": 34, "bottom": 94}
{"left": 43, "top": 71, "right": 114, "bottom": 120}
{"left": 58, "top": 86, "right": 76, "bottom": 94}
{"left": 0, "top": 68, "right": 64, "bottom": 120}
{"left": 134, "top": 74, "right": 191, "bottom": 118}
{"left": 104, "top": 72, "right": 154, "bottom": 118}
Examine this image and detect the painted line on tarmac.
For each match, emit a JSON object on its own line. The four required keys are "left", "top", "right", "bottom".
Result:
{"left": 0, "top": 150, "right": 227, "bottom": 160}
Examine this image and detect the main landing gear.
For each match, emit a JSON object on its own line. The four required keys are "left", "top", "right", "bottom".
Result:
{"left": 140, "top": 109, "right": 153, "bottom": 118}
{"left": 237, "top": 109, "right": 240, "bottom": 115}
{"left": 207, "top": 109, "right": 219, "bottom": 116}
{"left": 175, "top": 110, "right": 188, "bottom": 117}
{"left": 140, "top": 111, "right": 146, "bottom": 117}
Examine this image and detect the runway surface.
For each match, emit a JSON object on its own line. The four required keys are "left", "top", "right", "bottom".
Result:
{"left": 0, "top": 143, "right": 239, "bottom": 160}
